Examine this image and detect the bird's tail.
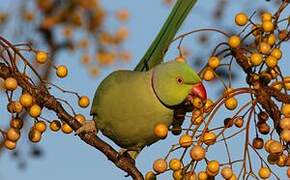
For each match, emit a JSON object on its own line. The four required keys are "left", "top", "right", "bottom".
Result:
{"left": 134, "top": 0, "right": 198, "bottom": 72}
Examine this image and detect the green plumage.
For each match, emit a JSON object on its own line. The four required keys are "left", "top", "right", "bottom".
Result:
{"left": 90, "top": 61, "right": 201, "bottom": 153}
{"left": 90, "top": 69, "right": 173, "bottom": 151}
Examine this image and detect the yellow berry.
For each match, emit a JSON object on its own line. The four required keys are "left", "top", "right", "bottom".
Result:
{"left": 172, "top": 170, "right": 183, "bottom": 180}
{"left": 262, "top": 21, "right": 274, "bottom": 32}
{"left": 35, "top": 120, "right": 47, "bottom": 133}
{"left": 265, "top": 55, "right": 277, "bottom": 68}
{"left": 116, "top": 9, "right": 129, "bottom": 22}
{"left": 198, "top": 171, "right": 208, "bottom": 180}
{"left": 284, "top": 77, "right": 290, "bottom": 90}
{"left": 184, "top": 172, "right": 197, "bottom": 180}
{"left": 287, "top": 168, "right": 290, "bottom": 178}
{"left": 280, "top": 118, "right": 290, "bottom": 130}
{"left": 154, "top": 123, "right": 168, "bottom": 139}
{"left": 279, "top": 29, "right": 288, "bottom": 40}
{"left": 252, "top": 137, "right": 264, "bottom": 149}
{"left": 264, "top": 139, "right": 276, "bottom": 153}
{"left": 234, "top": 116, "right": 244, "bottom": 128}
{"left": 145, "top": 171, "right": 156, "bottom": 180}
{"left": 61, "top": 123, "right": 73, "bottom": 134}
{"left": 258, "top": 167, "right": 271, "bottom": 179}
{"left": 259, "top": 42, "right": 271, "bottom": 54}
{"left": 8, "top": 101, "right": 23, "bottom": 113}
{"left": 261, "top": 12, "right": 272, "bottom": 22}
{"left": 36, "top": 51, "right": 48, "bottom": 64}
{"left": 206, "top": 168, "right": 218, "bottom": 177}
{"left": 179, "top": 134, "right": 193, "bottom": 148}
{"left": 191, "top": 115, "right": 203, "bottom": 125}
{"left": 267, "top": 34, "right": 276, "bottom": 46}
{"left": 203, "top": 68, "right": 215, "bottom": 81}
{"left": 282, "top": 104, "right": 290, "bottom": 117}
{"left": 175, "top": 56, "right": 186, "bottom": 63}
{"left": 153, "top": 158, "right": 167, "bottom": 173}
{"left": 192, "top": 110, "right": 202, "bottom": 119}
{"left": 221, "top": 167, "right": 233, "bottom": 179}
{"left": 267, "top": 154, "right": 278, "bottom": 164}
{"left": 277, "top": 154, "right": 287, "bottom": 167}
{"left": 272, "top": 83, "right": 282, "bottom": 91}
{"left": 56, "top": 65, "right": 68, "bottom": 78}
{"left": 258, "top": 123, "right": 270, "bottom": 135}
{"left": 281, "top": 130, "right": 290, "bottom": 142}
{"left": 271, "top": 48, "right": 282, "bottom": 60}
{"left": 228, "top": 35, "right": 241, "bottom": 48}
{"left": 235, "top": 12, "right": 248, "bottom": 26}
{"left": 169, "top": 158, "right": 182, "bottom": 171}
{"left": 208, "top": 56, "right": 220, "bottom": 69}
{"left": 6, "top": 128, "right": 21, "bottom": 141}
{"left": 190, "top": 145, "right": 206, "bottom": 161}
{"left": 191, "top": 97, "right": 203, "bottom": 109}
{"left": 74, "top": 114, "right": 86, "bottom": 124}
{"left": 269, "top": 141, "right": 283, "bottom": 155}
{"left": 81, "top": 54, "right": 91, "bottom": 64}
{"left": 225, "top": 97, "right": 238, "bottom": 110}
{"left": 28, "top": 128, "right": 42, "bottom": 143}
{"left": 29, "top": 104, "right": 42, "bottom": 118}
{"left": 10, "top": 118, "right": 23, "bottom": 129}
{"left": 78, "top": 96, "right": 90, "bottom": 108}
{"left": 19, "top": 93, "right": 33, "bottom": 107}
{"left": 224, "top": 118, "right": 234, "bottom": 128}
{"left": 4, "top": 139, "right": 16, "bottom": 150}
{"left": 50, "top": 120, "right": 61, "bottom": 132}
{"left": 250, "top": 53, "right": 263, "bottom": 66}
{"left": 229, "top": 174, "right": 237, "bottom": 180}
{"left": 4, "top": 77, "right": 17, "bottom": 91}
{"left": 202, "top": 132, "right": 217, "bottom": 145}
{"left": 204, "top": 99, "right": 214, "bottom": 112}
{"left": 207, "top": 160, "right": 220, "bottom": 173}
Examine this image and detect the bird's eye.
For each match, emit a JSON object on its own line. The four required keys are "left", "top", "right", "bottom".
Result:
{"left": 176, "top": 76, "right": 184, "bottom": 85}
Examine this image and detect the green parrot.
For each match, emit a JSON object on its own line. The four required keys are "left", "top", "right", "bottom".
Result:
{"left": 90, "top": 61, "right": 206, "bottom": 157}
{"left": 76, "top": 0, "right": 204, "bottom": 159}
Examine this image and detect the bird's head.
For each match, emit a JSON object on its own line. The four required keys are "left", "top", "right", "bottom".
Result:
{"left": 152, "top": 61, "right": 207, "bottom": 109}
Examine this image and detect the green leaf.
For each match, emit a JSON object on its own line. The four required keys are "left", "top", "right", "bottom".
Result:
{"left": 134, "top": 0, "right": 198, "bottom": 72}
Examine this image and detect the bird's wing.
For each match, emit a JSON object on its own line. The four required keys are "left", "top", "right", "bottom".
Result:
{"left": 134, "top": 0, "right": 198, "bottom": 72}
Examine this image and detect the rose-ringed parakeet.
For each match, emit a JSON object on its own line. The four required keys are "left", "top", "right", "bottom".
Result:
{"left": 76, "top": 0, "right": 205, "bottom": 159}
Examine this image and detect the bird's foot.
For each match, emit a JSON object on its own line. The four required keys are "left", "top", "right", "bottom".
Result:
{"left": 117, "top": 148, "right": 139, "bottom": 162}
{"left": 117, "top": 148, "right": 130, "bottom": 159}
{"left": 75, "top": 120, "right": 97, "bottom": 135}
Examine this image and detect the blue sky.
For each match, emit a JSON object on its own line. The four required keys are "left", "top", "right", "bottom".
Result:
{"left": 0, "top": 0, "right": 290, "bottom": 179}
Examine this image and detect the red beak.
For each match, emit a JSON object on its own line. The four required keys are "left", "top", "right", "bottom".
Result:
{"left": 191, "top": 82, "right": 207, "bottom": 102}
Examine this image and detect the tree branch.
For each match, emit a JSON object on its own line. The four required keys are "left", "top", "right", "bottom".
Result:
{"left": 0, "top": 60, "right": 143, "bottom": 179}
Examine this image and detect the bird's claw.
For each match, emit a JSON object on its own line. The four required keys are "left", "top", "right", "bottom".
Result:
{"left": 117, "top": 148, "right": 129, "bottom": 159}
{"left": 75, "top": 120, "right": 97, "bottom": 135}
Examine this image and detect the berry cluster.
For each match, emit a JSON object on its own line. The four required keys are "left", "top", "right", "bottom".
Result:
{"left": 146, "top": 1, "right": 290, "bottom": 179}
{"left": 0, "top": 41, "right": 91, "bottom": 150}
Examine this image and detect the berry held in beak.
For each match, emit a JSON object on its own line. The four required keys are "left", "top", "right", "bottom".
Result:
{"left": 190, "top": 82, "right": 207, "bottom": 102}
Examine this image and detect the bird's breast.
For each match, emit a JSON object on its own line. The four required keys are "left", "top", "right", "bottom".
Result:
{"left": 92, "top": 70, "right": 173, "bottom": 149}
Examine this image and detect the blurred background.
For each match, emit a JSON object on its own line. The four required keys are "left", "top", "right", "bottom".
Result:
{"left": 0, "top": 0, "right": 289, "bottom": 179}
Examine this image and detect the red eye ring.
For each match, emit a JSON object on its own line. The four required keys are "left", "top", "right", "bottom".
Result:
{"left": 176, "top": 76, "right": 184, "bottom": 84}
